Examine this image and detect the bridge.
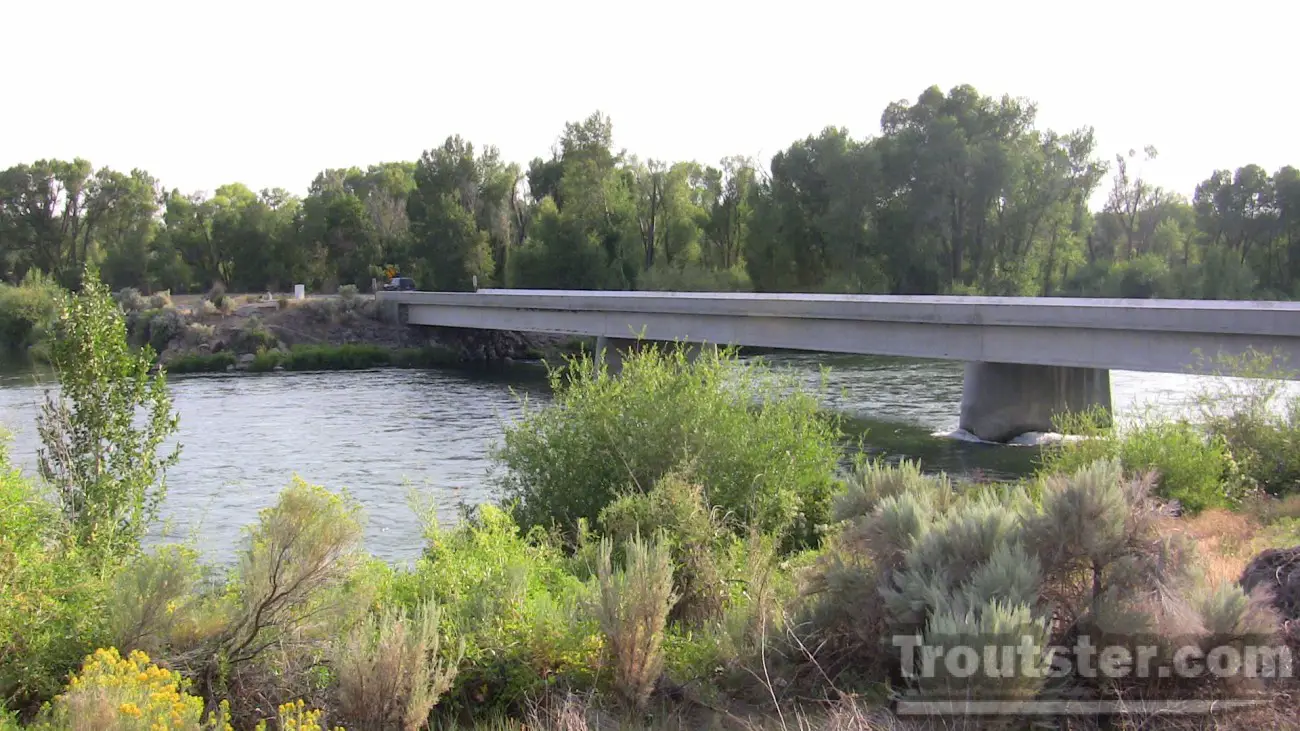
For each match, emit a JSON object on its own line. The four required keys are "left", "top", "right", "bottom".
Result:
{"left": 376, "top": 288, "right": 1300, "bottom": 441}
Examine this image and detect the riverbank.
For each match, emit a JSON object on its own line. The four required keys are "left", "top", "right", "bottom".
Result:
{"left": 131, "top": 288, "right": 587, "bottom": 373}
{"left": 5, "top": 329, "right": 1300, "bottom": 730}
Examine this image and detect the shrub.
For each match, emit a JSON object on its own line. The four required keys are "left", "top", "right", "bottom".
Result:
{"left": 594, "top": 532, "right": 676, "bottom": 711}
{"left": 1038, "top": 407, "right": 1240, "bottom": 513}
{"left": 0, "top": 453, "right": 110, "bottom": 712}
{"left": 229, "top": 317, "right": 279, "bottom": 354}
{"left": 277, "top": 296, "right": 290, "bottom": 310}
{"left": 36, "top": 271, "right": 180, "bottom": 558}
{"left": 797, "top": 459, "right": 1269, "bottom": 706}
{"left": 637, "top": 262, "right": 751, "bottom": 292}
{"left": 1116, "top": 419, "right": 1240, "bottom": 512}
{"left": 333, "top": 602, "right": 460, "bottom": 731}
{"left": 598, "top": 469, "right": 728, "bottom": 626}
{"left": 34, "top": 647, "right": 232, "bottom": 730}
{"left": 494, "top": 344, "right": 842, "bottom": 548}
{"left": 113, "top": 287, "right": 148, "bottom": 313}
{"left": 1195, "top": 350, "right": 1300, "bottom": 496}
{"left": 391, "top": 505, "right": 598, "bottom": 713}
{"left": 338, "top": 284, "right": 360, "bottom": 308}
{"left": 0, "top": 270, "right": 62, "bottom": 352}
{"left": 128, "top": 308, "right": 187, "bottom": 353}
{"left": 206, "top": 282, "right": 227, "bottom": 310}
{"left": 149, "top": 290, "right": 173, "bottom": 309}
{"left": 149, "top": 480, "right": 366, "bottom": 724}
{"left": 108, "top": 545, "right": 204, "bottom": 658}
{"left": 187, "top": 322, "right": 215, "bottom": 341}
{"left": 200, "top": 299, "right": 219, "bottom": 316}
{"left": 221, "top": 479, "right": 363, "bottom": 667}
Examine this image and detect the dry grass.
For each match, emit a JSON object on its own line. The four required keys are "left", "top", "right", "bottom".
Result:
{"left": 1158, "top": 496, "right": 1300, "bottom": 590}
{"left": 1160, "top": 508, "right": 1260, "bottom": 586}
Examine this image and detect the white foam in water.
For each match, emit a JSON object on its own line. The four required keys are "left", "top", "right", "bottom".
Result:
{"left": 933, "top": 429, "right": 1088, "bottom": 446}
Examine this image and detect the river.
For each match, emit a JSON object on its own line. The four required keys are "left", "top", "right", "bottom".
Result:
{"left": 0, "top": 355, "right": 1242, "bottom": 564}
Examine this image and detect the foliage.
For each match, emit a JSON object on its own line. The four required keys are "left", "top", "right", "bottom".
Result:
{"left": 107, "top": 545, "right": 204, "bottom": 658}
{"left": 205, "top": 282, "right": 227, "bottom": 310}
{"left": 797, "top": 459, "right": 1276, "bottom": 703}
{"left": 126, "top": 307, "right": 186, "bottom": 354}
{"left": 1194, "top": 350, "right": 1300, "bottom": 496}
{"left": 32, "top": 648, "right": 232, "bottom": 731}
{"left": 333, "top": 602, "right": 459, "bottom": 731}
{"left": 36, "top": 271, "right": 180, "bottom": 558}
{"left": 494, "top": 344, "right": 842, "bottom": 547}
{"left": 598, "top": 470, "right": 728, "bottom": 625}
{"left": 3, "top": 87, "right": 1300, "bottom": 301}
{"left": 594, "top": 533, "right": 676, "bottom": 711}
{"left": 337, "top": 284, "right": 359, "bottom": 306}
{"left": 1037, "top": 406, "right": 1241, "bottom": 513}
{"left": 0, "top": 452, "right": 110, "bottom": 712}
{"left": 0, "top": 270, "right": 62, "bottom": 352}
{"left": 219, "top": 478, "right": 363, "bottom": 669}
{"left": 390, "top": 505, "right": 598, "bottom": 713}
{"left": 227, "top": 316, "right": 279, "bottom": 354}
{"left": 112, "top": 287, "right": 147, "bottom": 313}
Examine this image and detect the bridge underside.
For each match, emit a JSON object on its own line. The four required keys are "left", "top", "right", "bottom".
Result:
{"left": 388, "top": 292, "right": 1300, "bottom": 442}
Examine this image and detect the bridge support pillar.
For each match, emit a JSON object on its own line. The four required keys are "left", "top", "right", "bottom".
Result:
{"left": 959, "top": 362, "right": 1111, "bottom": 442}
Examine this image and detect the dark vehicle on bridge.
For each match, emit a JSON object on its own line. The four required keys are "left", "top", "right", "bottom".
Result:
{"left": 383, "top": 277, "right": 417, "bottom": 291}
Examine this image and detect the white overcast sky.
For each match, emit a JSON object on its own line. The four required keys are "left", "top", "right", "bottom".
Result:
{"left": 4, "top": 0, "right": 1296, "bottom": 202}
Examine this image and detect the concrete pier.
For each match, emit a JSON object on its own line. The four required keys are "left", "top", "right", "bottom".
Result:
{"left": 958, "top": 362, "right": 1112, "bottom": 442}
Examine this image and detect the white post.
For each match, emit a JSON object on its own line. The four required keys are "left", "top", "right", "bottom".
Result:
{"left": 294, "top": 284, "right": 305, "bottom": 300}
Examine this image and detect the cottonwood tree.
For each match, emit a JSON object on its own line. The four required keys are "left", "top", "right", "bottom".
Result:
{"left": 37, "top": 268, "right": 179, "bottom": 558}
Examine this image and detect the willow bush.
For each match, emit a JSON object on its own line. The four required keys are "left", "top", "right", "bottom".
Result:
{"left": 493, "top": 343, "right": 842, "bottom": 548}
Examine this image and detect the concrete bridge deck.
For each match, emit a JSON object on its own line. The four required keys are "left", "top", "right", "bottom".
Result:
{"left": 377, "top": 289, "right": 1300, "bottom": 440}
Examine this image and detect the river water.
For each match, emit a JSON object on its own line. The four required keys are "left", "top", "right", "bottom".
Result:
{"left": 0, "top": 355, "right": 1245, "bottom": 564}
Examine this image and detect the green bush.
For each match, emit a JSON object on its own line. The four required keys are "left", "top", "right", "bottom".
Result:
{"left": 494, "top": 344, "right": 842, "bottom": 548}
{"left": 598, "top": 469, "right": 728, "bottom": 626}
{"left": 0, "top": 454, "right": 110, "bottom": 712}
{"left": 246, "top": 343, "right": 460, "bottom": 372}
{"left": 1037, "top": 406, "right": 1240, "bottom": 513}
{"left": 338, "top": 284, "right": 360, "bottom": 310}
{"left": 1194, "top": 351, "right": 1300, "bottom": 496}
{"left": 205, "top": 282, "right": 227, "bottom": 311}
{"left": 389, "top": 505, "right": 598, "bottom": 714}
{"left": 637, "top": 262, "right": 751, "bottom": 292}
{"left": 1115, "top": 420, "right": 1240, "bottom": 512}
{"left": 228, "top": 316, "right": 279, "bottom": 354}
{"left": 0, "top": 271, "right": 62, "bottom": 352}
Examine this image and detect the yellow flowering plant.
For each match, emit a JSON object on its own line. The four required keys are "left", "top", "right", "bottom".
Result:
{"left": 35, "top": 647, "right": 232, "bottom": 731}
{"left": 252, "top": 699, "right": 343, "bottom": 731}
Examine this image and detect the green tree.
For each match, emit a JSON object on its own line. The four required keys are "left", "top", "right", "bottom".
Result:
{"left": 36, "top": 268, "right": 180, "bottom": 557}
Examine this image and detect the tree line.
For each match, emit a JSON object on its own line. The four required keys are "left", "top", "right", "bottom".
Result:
{"left": 3, "top": 83, "right": 1298, "bottom": 300}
